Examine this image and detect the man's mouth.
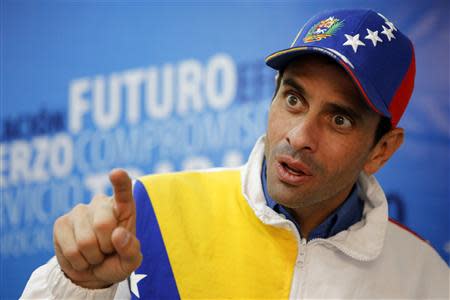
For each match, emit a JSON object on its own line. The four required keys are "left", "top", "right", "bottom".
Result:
{"left": 281, "top": 162, "right": 306, "bottom": 176}
{"left": 275, "top": 156, "right": 313, "bottom": 186}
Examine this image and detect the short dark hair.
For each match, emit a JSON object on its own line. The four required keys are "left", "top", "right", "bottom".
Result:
{"left": 272, "top": 70, "right": 392, "bottom": 146}
{"left": 373, "top": 116, "right": 392, "bottom": 145}
{"left": 272, "top": 70, "right": 284, "bottom": 99}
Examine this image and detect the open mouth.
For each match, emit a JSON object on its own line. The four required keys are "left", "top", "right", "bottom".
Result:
{"left": 281, "top": 162, "right": 306, "bottom": 176}
{"left": 275, "top": 159, "right": 312, "bottom": 186}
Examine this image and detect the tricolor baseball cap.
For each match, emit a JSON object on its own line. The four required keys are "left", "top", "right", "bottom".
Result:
{"left": 265, "top": 9, "right": 415, "bottom": 126}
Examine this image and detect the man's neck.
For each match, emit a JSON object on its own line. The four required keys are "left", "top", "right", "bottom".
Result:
{"left": 261, "top": 159, "right": 363, "bottom": 241}
{"left": 289, "top": 185, "right": 354, "bottom": 239}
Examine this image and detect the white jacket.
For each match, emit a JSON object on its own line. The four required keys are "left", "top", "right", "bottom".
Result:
{"left": 21, "top": 136, "right": 449, "bottom": 299}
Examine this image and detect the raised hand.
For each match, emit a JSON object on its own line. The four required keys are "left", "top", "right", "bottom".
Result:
{"left": 53, "top": 169, "right": 142, "bottom": 289}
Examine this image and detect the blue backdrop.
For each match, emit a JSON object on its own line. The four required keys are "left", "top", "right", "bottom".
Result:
{"left": 1, "top": 1, "right": 449, "bottom": 299}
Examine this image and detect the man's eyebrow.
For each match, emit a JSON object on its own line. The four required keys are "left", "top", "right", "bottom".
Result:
{"left": 325, "top": 103, "right": 363, "bottom": 122}
{"left": 282, "top": 78, "right": 307, "bottom": 95}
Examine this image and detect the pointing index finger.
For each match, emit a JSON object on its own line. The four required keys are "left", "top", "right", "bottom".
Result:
{"left": 109, "top": 169, "right": 135, "bottom": 221}
{"left": 109, "top": 169, "right": 133, "bottom": 204}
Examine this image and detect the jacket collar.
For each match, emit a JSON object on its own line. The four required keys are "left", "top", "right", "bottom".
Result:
{"left": 241, "top": 135, "right": 388, "bottom": 261}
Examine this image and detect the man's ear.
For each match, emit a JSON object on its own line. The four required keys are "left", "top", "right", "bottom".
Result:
{"left": 363, "top": 128, "right": 404, "bottom": 175}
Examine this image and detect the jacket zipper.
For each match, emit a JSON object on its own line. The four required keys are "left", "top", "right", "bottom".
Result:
{"left": 288, "top": 223, "right": 307, "bottom": 300}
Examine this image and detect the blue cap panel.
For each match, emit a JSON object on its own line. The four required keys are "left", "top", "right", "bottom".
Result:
{"left": 266, "top": 9, "right": 414, "bottom": 120}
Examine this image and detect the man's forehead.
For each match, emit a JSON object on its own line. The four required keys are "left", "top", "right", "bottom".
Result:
{"left": 281, "top": 55, "right": 374, "bottom": 115}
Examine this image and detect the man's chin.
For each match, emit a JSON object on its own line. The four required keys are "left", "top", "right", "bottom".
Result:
{"left": 268, "top": 184, "right": 307, "bottom": 207}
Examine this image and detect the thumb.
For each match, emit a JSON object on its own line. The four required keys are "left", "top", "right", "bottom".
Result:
{"left": 109, "top": 169, "right": 135, "bottom": 221}
{"left": 111, "top": 227, "right": 142, "bottom": 276}
{"left": 92, "top": 227, "right": 142, "bottom": 284}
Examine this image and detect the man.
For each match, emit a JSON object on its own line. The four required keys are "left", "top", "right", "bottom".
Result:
{"left": 22, "top": 9, "right": 448, "bottom": 299}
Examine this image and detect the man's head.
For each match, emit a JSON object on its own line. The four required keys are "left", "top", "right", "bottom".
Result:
{"left": 267, "top": 9, "right": 415, "bottom": 126}
{"left": 263, "top": 9, "right": 415, "bottom": 211}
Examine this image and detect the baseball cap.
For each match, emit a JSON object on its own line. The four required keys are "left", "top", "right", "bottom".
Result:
{"left": 265, "top": 9, "right": 415, "bottom": 126}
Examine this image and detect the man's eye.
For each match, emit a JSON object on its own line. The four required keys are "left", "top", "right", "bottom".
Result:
{"left": 332, "top": 115, "right": 352, "bottom": 128}
{"left": 286, "top": 94, "right": 300, "bottom": 107}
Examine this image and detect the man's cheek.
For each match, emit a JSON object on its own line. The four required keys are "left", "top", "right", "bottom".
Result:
{"left": 268, "top": 121, "right": 287, "bottom": 143}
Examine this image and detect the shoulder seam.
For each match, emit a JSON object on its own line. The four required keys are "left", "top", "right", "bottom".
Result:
{"left": 388, "top": 218, "right": 429, "bottom": 245}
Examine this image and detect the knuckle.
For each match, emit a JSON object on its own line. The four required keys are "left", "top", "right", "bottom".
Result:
{"left": 53, "top": 216, "right": 69, "bottom": 238}
{"left": 76, "top": 236, "right": 96, "bottom": 253}
{"left": 76, "top": 236, "right": 106, "bottom": 265}
{"left": 72, "top": 203, "right": 88, "bottom": 215}
{"left": 62, "top": 246, "right": 82, "bottom": 261}
{"left": 53, "top": 216, "right": 65, "bottom": 230}
{"left": 89, "top": 253, "right": 104, "bottom": 265}
{"left": 92, "top": 194, "right": 110, "bottom": 205}
{"left": 100, "top": 243, "right": 114, "bottom": 255}
{"left": 63, "top": 248, "right": 89, "bottom": 271}
{"left": 93, "top": 218, "right": 115, "bottom": 235}
{"left": 75, "top": 203, "right": 88, "bottom": 210}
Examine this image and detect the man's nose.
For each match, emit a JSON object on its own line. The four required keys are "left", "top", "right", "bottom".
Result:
{"left": 285, "top": 116, "right": 319, "bottom": 153}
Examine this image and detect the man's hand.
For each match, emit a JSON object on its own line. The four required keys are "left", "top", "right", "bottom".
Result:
{"left": 53, "top": 169, "right": 142, "bottom": 289}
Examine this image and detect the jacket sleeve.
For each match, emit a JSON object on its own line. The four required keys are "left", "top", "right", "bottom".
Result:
{"left": 20, "top": 256, "right": 131, "bottom": 299}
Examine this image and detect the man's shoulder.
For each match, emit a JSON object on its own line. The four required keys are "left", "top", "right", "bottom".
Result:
{"left": 387, "top": 218, "right": 428, "bottom": 243}
{"left": 384, "top": 218, "right": 448, "bottom": 271}
{"left": 386, "top": 218, "right": 435, "bottom": 252}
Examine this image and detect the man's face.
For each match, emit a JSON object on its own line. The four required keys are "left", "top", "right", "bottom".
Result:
{"left": 264, "top": 55, "right": 381, "bottom": 210}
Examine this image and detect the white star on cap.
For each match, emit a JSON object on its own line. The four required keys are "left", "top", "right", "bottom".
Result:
{"left": 381, "top": 25, "right": 395, "bottom": 41}
{"left": 385, "top": 20, "right": 397, "bottom": 32}
{"left": 364, "top": 29, "right": 383, "bottom": 47}
{"left": 343, "top": 33, "right": 366, "bottom": 53}
{"left": 130, "top": 271, "right": 148, "bottom": 298}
